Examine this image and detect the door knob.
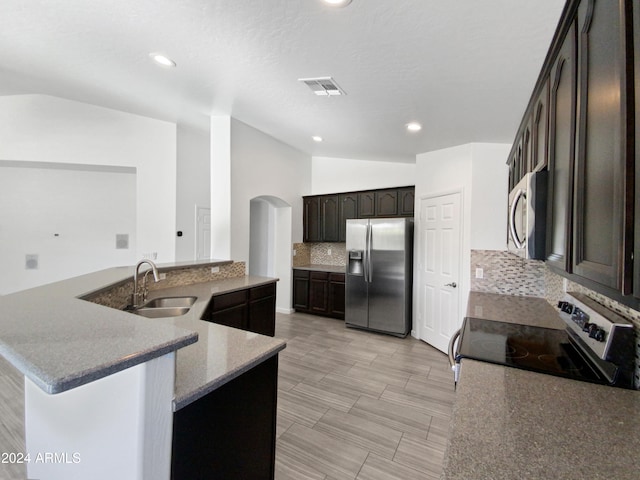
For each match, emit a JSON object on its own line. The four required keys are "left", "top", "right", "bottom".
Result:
{"left": 445, "top": 282, "right": 457, "bottom": 288}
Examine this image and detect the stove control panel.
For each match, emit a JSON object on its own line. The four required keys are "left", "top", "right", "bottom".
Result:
{"left": 558, "top": 293, "right": 635, "bottom": 363}
{"left": 558, "top": 301, "right": 608, "bottom": 343}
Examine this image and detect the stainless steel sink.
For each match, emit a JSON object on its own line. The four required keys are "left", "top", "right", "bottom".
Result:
{"left": 141, "top": 296, "right": 197, "bottom": 308}
{"left": 134, "top": 306, "right": 191, "bottom": 318}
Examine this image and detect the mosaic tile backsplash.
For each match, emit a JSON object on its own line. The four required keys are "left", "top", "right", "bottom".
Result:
{"left": 471, "top": 249, "right": 640, "bottom": 389}
{"left": 84, "top": 261, "right": 246, "bottom": 310}
{"left": 293, "top": 242, "right": 346, "bottom": 267}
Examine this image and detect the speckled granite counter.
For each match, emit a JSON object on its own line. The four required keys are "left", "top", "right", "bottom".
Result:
{"left": 466, "top": 291, "right": 564, "bottom": 329}
{"left": 0, "top": 260, "right": 285, "bottom": 410}
{"left": 293, "top": 264, "right": 346, "bottom": 273}
{"left": 135, "top": 277, "right": 286, "bottom": 410}
{"left": 443, "top": 292, "right": 640, "bottom": 480}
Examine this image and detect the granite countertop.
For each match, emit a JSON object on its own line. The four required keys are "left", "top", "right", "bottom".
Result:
{"left": 293, "top": 264, "right": 346, "bottom": 273}
{"left": 443, "top": 291, "right": 640, "bottom": 480}
{"left": 136, "top": 277, "right": 286, "bottom": 410}
{"left": 0, "top": 259, "right": 283, "bottom": 406}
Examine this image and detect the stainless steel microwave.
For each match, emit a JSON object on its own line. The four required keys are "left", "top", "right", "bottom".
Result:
{"left": 507, "top": 171, "right": 548, "bottom": 259}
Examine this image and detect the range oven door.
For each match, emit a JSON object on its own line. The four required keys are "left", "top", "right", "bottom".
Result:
{"left": 507, "top": 171, "right": 547, "bottom": 260}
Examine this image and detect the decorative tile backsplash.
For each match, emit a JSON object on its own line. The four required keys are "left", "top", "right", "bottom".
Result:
{"left": 293, "top": 242, "right": 346, "bottom": 266}
{"left": 471, "top": 249, "right": 640, "bottom": 389}
{"left": 470, "top": 250, "right": 545, "bottom": 296}
{"left": 84, "top": 261, "right": 246, "bottom": 310}
{"left": 292, "top": 243, "right": 311, "bottom": 267}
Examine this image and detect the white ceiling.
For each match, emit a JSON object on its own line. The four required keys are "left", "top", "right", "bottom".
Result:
{"left": 0, "top": 0, "right": 565, "bottom": 163}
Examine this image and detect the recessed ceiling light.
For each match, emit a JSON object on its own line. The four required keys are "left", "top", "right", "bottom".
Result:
{"left": 149, "top": 53, "right": 176, "bottom": 68}
{"left": 322, "top": 0, "right": 353, "bottom": 6}
{"left": 312, "top": 136, "right": 323, "bottom": 142}
{"left": 406, "top": 122, "right": 422, "bottom": 132}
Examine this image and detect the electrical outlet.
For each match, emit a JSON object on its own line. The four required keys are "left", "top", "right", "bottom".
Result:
{"left": 328, "top": 248, "right": 332, "bottom": 256}
{"left": 159, "top": 273, "right": 167, "bottom": 280}
{"left": 211, "top": 266, "right": 220, "bottom": 274}
{"left": 475, "top": 268, "right": 484, "bottom": 279}
{"left": 293, "top": 249, "right": 297, "bottom": 256}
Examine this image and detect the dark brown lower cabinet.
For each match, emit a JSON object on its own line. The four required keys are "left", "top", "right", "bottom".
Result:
{"left": 204, "top": 282, "right": 276, "bottom": 336}
{"left": 171, "top": 355, "right": 278, "bottom": 480}
{"left": 310, "top": 271, "right": 330, "bottom": 313}
{"left": 293, "top": 269, "right": 345, "bottom": 319}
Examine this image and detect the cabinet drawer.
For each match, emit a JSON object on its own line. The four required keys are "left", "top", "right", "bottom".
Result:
{"left": 250, "top": 283, "right": 276, "bottom": 300}
{"left": 329, "top": 273, "right": 345, "bottom": 283}
{"left": 293, "top": 269, "right": 310, "bottom": 279}
{"left": 211, "top": 290, "right": 248, "bottom": 311}
{"left": 310, "top": 271, "right": 329, "bottom": 281}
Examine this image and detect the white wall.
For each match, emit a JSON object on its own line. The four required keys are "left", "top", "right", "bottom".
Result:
{"left": 470, "top": 143, "right": 510, "bottom": 250}
{"left": 414, "top": 142, "right": 509, "bottom": 338}
{"left": 0, "top": 95, "right": 178, "bottom": 268}
{"left": 176, "top": 123, "right": 211, "bottom": 261}
{"left": 311, "top": 156, "right": 416, "bottom": 194}
{"left": 230, "top": 118, "right": 311, "bottom": 264}
{"left": 0, "top": 162, "right": 137, "bottom": 294}
{"left": 416, "top": 143, "right": 474, "bottom": 310}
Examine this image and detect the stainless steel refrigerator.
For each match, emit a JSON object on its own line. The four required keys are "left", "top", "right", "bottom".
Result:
{"left": 345, "top": 218, "right": 413, "bottom": 337}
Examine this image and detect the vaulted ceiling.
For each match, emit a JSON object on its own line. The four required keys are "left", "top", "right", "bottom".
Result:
{"left": 0, "top": 0, "right": 565, "bottom": 162}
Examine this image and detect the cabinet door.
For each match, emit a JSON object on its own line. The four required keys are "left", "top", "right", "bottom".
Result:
{"left": 522, "top": 125, "right": 532, "bottom": 174}
{"left": 358, "top": 191, "right": 376, "bottom": 217}
{"left": 293, "top": 270, "right": 310, "bottom": 311}
{"left": 210, "top": 304, "right": 248, "bottom": 330}
{"left": 397, "top": 187, "right": 415, "bottom": 216}
{"left": 328, "top": 273, "right": 345, "bottom": 319}
{"left": 303, "top": 196, "right": 321, "bottom": 242}
{"left": 546, "top": 20, "right": 577, "bottom": 273}
{"left": 249, "top": 296, "right": 276, "bottom": 336}
{"left": 339, "top": 193, "right": 358, "bottom": 242}
{"left": 309, "top": 271, "right": 329, "bottom": 314}
{"left": 634, "top": 0, "right": 640, "bottom": 297}
{"left": 531, "top": 78, "right": 550, "bottom": 172}
{"left": 375, "top": 189, "right": 398, "bottom": 216}
{"left": 572, "top": 0, "right": 632, "bottom": 292}
{"left": 321, "top": 194, "right": 340, "bottom": 242}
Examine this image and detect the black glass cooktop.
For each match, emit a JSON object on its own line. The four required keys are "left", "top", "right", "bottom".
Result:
{"left": 458, "top": 317, "right": 605, "bottom": 384}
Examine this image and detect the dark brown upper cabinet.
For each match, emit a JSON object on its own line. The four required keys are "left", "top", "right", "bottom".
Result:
{"left": 304, "top": 186, "right": 414, "bottom": 242}
{"left": 339, "top": 193, "right": 359, "bottom": 242}
{"left": 303, "top": 196, "right": 321, "bottom": 242}
{"left": 531, "top": 78, "right": 550, "bottom": 173}
{"left": 398, "top": 187, "right": 415, "bottom": 216}
{"left": 510, "top": 0, "right": 639, "bottom": 306}
{"left": 375, "top": 189, "right": 398, "bottom": 216}
{"left": 571, "top": 0, "right": 633, "bottom": 293}
{"left": 321, "top": 194, "right": 340, "bottom": 242}
{"left": 358, "top": 191, "right": 376, "bottom": 217}
{"left": 546, "top": 19, "right": 577, "bottom": 274}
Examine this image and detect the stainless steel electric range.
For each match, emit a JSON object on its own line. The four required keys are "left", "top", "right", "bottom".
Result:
{"left": 450, "top": 292, "right": 636, "bottom": 389}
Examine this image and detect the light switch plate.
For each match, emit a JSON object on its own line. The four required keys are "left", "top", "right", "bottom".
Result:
{"left": 475, "top": 268, "right": 484, "bottom": 279}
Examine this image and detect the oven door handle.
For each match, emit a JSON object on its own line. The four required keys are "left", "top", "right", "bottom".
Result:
{"left": 448, "top": 329, "right": 461, "bottom": 368}
{"left": 509, "top": 188, "right": 526, "bottom": 249}
{"left": 448, "top": 328, "right": 462, "bottom": 389}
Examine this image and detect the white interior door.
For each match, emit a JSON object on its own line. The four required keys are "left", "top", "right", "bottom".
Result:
{"left": 417, "top": 192, "right": 461, "bottom": 353}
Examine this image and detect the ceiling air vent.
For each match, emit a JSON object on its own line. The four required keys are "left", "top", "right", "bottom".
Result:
{"left": 298, "top": 77, "right": 346, "bottom": 96}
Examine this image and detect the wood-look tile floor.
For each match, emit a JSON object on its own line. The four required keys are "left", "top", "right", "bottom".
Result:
{"left": 0, "top": 312, "right": 455, "bottom": 480}
{"left": 274, "top": 312, "right": 454, "bottom": 480}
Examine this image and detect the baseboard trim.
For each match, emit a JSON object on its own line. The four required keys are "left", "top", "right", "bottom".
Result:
{"left": 276, "top": 307, "right": 294, "bottom": 315}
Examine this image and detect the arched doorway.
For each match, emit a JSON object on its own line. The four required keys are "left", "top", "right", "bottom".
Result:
{"left": 249, "top": 196, "right": 293, "bottom": 314}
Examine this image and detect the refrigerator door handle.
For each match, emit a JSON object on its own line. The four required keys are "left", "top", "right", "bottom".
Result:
{"left": 364, "top": 223, "right": 370, "bottom": 283}
{"left": 367, "top": 223, "right": 373, "bottom": 282}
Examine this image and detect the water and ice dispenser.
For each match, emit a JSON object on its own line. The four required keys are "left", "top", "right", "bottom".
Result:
{"left": 348, "top": 250, "right": 364, "bottom": 276}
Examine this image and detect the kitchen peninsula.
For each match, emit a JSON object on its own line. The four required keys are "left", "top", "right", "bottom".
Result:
{"left": 0, "top": 259, "right": 285, "bottom": 480}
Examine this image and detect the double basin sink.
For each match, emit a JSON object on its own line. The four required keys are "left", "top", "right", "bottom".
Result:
{"left": 130, "top": 296, "right": 197, "bottom": 318}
